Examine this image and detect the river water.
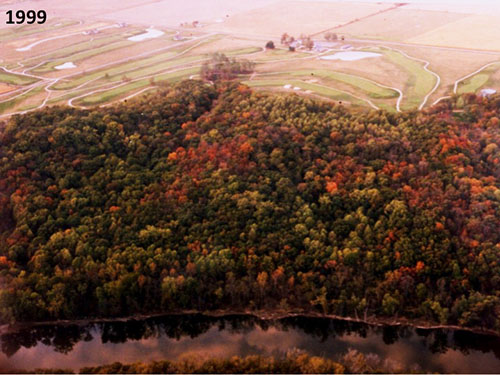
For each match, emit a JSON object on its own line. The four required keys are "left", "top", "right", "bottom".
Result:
{"left": 1, "top": 314, "right": 499, "bottom": 373}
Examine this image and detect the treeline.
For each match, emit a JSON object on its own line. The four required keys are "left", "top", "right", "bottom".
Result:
{"left": 0, "top": 81, "right": 499, "bottom": 332}
{"left": 6, "top": 351, "right": 416, "bottom": 373}
{"left": 200, "top": 53, "right": 255, "bottom": 81}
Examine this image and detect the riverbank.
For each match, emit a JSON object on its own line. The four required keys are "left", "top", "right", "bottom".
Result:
{"left": 2, "top": 308, "right": 499, "bottom": 338}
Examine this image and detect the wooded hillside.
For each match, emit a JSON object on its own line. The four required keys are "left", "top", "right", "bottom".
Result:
{"left": 0, "top": 81, "right": 499, "bottom": 331}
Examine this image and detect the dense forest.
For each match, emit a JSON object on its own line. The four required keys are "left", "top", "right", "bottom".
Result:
{"left": 0, "top": 81, "right": 499, "bottom": 332}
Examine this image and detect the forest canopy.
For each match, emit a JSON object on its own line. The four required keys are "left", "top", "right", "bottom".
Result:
{"left": 0, "top": 80, "right": 499, "bottom": 332}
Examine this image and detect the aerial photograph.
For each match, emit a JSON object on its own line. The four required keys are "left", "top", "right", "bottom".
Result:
{"left": 0, "top": 0, "right": 499, "bottom": 373}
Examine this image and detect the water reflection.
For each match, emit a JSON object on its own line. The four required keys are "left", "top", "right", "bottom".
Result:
{"left": 1, "top": 314, "right": 499, "bottom": 373}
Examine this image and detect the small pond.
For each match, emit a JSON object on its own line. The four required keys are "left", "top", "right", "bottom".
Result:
{"left": 55, "top": 62, "right": 76, "bottom": 70}
{"left": 128, "top": 28, "right": 164, "bottom": 42}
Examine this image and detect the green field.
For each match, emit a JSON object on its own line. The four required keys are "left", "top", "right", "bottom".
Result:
{"left": 457, "top": 62, "right": 500, "bottom": 94}
{"left": 0, "top": 71, "right": 39, "bottom": 85}
{"left": 76, "top": 66, "right": 199, "bottom": 106}
{"left": 285, "top": 69, "right": 397, "bottom": 99}
{"left": 373, "top": 48, "right": 436, "bottom": 109}
{"left": 106, "top": 55, "right": 203, "bottom": 82}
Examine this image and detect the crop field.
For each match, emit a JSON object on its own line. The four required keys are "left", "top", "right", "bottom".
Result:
{"left": 1, "top": 0, "right": 500, "bottom": 117}
{"left": 408, "top": 15, "right": 500, "bottom": 51}
{"left": 204, "top": 1, "right": 392, "bottom": 36}
{"left": 335, "top": 9, "right": 466, "bottom": 42}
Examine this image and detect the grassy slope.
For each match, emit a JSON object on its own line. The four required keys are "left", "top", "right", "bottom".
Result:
{"left": 0, "top": 71, "right": 39, "bottom": 85}
{"left": 374, "top": 48, "right": 436, "bottom": 109}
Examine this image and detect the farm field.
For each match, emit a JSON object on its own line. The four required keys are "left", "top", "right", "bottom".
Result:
{"left": 204, "top": 1, "right": 393, "bottom": 36}
{"left": 335, "top": 9, "right": 467, "bottom": 42}
{"left": 1, "top": 0, "right": 500, "bottom": 117}
{"left": 407, "top": 15, "right": 500, "bottom": 51}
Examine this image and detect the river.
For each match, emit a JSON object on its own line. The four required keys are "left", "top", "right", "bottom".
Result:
{"left": 1, "top": 314, "right": 499, "bottom": 373}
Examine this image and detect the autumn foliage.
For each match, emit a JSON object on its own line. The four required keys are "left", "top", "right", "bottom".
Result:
{"left": 0, "top": 81, "right": 499, "bottom": 332}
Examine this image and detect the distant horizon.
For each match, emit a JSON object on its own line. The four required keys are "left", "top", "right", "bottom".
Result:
{"left": 298, "top": 0, "right": 500, "bottom": 15}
